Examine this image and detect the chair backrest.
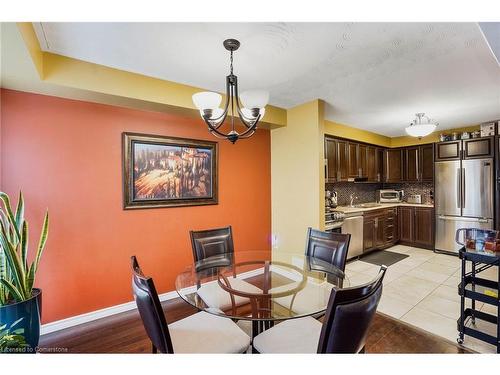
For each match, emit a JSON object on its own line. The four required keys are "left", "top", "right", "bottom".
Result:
{"left": 131, "top": 256, "right": 174, "bottom": 354}
{"left": 305, "top": 227, "right": 351, "bottom": 272}
{"left": 317, "top": 265, "right": 387, "bottom": 353}
{"left": 190, "top": 226, "right": 234, "bottom": 263}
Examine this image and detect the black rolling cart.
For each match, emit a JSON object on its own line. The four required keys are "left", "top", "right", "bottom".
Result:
{"left": 457, "top": 229, "right": 500, "bottom": 353}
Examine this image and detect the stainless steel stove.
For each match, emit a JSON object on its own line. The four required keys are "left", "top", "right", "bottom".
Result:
{"left": 325, "top": 208, "right": 345, "bottom": 232}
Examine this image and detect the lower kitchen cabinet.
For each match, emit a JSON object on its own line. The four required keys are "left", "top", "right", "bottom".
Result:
{"left": 414, "top": 207, "right": 435, "bottom": 248}
{"left": 398, "top": 206, "right": 435, "bottom": 249}
{"left": 363, "top": 208, "right": 399, "bottom": 253}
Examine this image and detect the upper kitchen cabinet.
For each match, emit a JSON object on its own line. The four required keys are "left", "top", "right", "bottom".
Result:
{"left": 324, "top": 137, "right": 383, "bottom": 182}
{"left": 435, "top": 137, "right": 493, "bottom": 162}
{"left": 403, "top": 144, "right": 434, "bottom": 182}
{"left": 403, "top": 146, "right": 419, "bottom": 182}
{"left": 324, "top": 137, "right": 350, "bottom": 182}
{"left": 463, "top": 137, "right": 494, "bottom": 159}
{"left": 348, "top": 142, "right": 359, "bottom": 178}
{"left": 358, "top": 144, "right": 368, "bottom": 178}
{"left": 337, "top": 140, "right": 349, "bottom": 181}
{"left": 383, "top": 148, "right": 403, "bottom": 182}
{"left": 420, "top": 143, "right": 434, "bottom": 181}
{"left": 366, "top": 146, "right": 382, "bottom": 182}
{"left": 324, "top": 137, "right": 338, "bottom": 182}
{"left": 435, "top": 140, "right": 461, "bottom": 161}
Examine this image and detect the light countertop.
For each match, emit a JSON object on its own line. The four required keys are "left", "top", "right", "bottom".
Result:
{"left": 334, "top": 202, "right": 434, "bottom": 214}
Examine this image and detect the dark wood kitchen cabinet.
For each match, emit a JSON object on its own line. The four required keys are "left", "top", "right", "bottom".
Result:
{"left": 414, "top": 207, "right": 435, "bottom": 248}
{"left": 363, "top": 208, "right": 399, "bottom": 253}
{"left": 324, "top": 136, "right": 432, "bottom": 183}
{"left": 398, "top": 206, "right": 434, "bottom": 249}
{"left": 435, "top": 140, "right": 461, "bottom": 161}
{"left": 366, "top": 146, "right": 382, "bottom": 182}
{"left": 324, "top": 138, "right": 338, "bottom": 182}
{"left": 402, "top": 144, "right": 434, "bottom": 182}
{"left": 348, "top": 142, "right": 359, "bottom": 178}
{"left": 337, "top": 140, "right": 349, "bottom": 181}
{"left": 324, "top": 137, "right": 350, "bottom": 182}
{"left": 383, "top": 149, "right": 403, "bottom": 182}
{"left": 324, "top": 137, "right": 382, "bottom": 182}
{"left": 420, "top": 144, "right": 434, "bottom": 181}
{"left": 463, "top": 137, "right": 494, "bottom": 159}
{"left": 403, "top": 147, "right": 419, "bottom": 182}
{"left": 358, "top": 144, "right": 368, "bottom": 178}
{"left": 398, "top": 206, "right": 414, "bottom": 244}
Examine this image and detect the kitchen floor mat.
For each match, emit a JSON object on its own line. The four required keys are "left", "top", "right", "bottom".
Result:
{"left": 360, "top": 250, "right": 409, "bottom": 267}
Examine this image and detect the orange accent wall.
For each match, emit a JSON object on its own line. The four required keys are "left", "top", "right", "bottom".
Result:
{"left": 0, "top": 89, "right": 271, "bottom": 324}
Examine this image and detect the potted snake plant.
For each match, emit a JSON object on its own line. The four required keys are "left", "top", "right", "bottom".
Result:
{"left": 0, "top": 192, "right": 49, "bottom": 350}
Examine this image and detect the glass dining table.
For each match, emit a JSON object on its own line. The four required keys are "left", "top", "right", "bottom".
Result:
{"left": 175, "top": 251, "right": 349, "bottom": 339}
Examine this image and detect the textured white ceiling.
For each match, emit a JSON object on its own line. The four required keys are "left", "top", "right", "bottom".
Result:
{"left": 34, "top": 22, "right": 500, "bottom": 136}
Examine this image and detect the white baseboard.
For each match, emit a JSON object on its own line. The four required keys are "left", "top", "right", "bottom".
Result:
{"left": 40, "top": 268, "right": 264, "bottom": 336}
{"left": 40, "top": 290, "right": 179, "bottom": 336}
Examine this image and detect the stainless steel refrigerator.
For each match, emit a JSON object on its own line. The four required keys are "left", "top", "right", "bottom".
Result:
{"left": 435, "top": 156, "right": 494, "bottom": 253}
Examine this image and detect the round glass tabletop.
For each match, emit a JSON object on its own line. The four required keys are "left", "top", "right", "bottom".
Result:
{"left": 175, "top": 251, "right": 349, "bottom": 321}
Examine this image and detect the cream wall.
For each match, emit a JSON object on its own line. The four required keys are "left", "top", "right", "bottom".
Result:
{"left": 324, "top": 120, "right": 391, "bottom": 147}
{"left": 271, "top": 100, "right": 324, "bottom": 254}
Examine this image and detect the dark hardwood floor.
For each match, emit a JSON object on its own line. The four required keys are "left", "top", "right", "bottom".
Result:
{"left": 39, "top": 297, "right": 470, "bottom": 354}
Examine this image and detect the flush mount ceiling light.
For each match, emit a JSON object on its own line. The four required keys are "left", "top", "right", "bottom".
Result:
{"left": 192, "top": 39, "right": 269, "bottom": 144}
{"left": 405, "top": 113, "right": 438, "bottom": 138}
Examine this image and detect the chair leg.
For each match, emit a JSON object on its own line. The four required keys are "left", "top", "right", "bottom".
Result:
{"left": 152, "top": 344, "right": 158, "bottom": 354}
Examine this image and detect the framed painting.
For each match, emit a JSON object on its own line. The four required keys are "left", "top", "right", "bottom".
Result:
{"left": 122, "top": 132, "right": 218, "bottom": 209}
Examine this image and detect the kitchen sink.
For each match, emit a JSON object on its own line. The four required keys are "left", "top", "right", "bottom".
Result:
{"left": 353, "top": 203, "right": 382, "bottom": 208}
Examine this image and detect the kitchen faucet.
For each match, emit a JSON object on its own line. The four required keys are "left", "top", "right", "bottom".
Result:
{"left": 350, "top": 193, "right": 358, "bottom": 207}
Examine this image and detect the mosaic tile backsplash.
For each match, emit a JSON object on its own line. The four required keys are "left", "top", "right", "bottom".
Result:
{"left": 326, "top": 182, "right": 434, "bottom": 206}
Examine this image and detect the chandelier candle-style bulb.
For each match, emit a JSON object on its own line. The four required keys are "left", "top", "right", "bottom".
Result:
{"left": 192, "top": 39, "right": 269, "bottom": 143}
{"left": 405, "top": 113, "right": 438, "bottom": 138}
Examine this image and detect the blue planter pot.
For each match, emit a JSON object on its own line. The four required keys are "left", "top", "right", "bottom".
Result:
{"left": 0, "top": 288, "right": 42, "bottom": 351}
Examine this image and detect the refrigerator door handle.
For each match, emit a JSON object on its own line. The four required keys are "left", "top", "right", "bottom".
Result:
{"left": 462, "top": 167, "right": 466, "bottom": 210}
{"left": 457, "top": 168, "right": 462, "bottom": 209}
{"left": 438, "top": 215, "right": 486, "bottom": 223}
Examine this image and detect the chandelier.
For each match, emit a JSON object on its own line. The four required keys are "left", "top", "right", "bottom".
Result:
{"left": 192, "top": 39, "right": 269, "bottom": 144}
{"left": 405, "top": 113, "right": 438, "bottom": 138}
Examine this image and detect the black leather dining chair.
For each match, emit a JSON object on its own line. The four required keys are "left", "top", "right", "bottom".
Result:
{"left": 272, "top": 228, "right": 351, "bottom": 317}
{"left": 130, "top": 256, "right": 250, "bottom": 353}
{"left": 190, "top": 226, "right": 235, "bottom": 269}
{"left": 189, "top": 226, "right": 261, "bottom": 312}
{"left": 252, "top": 265, "right": 387, "bottom": 353}
{"left": 305, "top": 227, "right": 351, "bottom": 272}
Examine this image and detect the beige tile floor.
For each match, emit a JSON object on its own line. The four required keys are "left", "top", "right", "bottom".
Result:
{"left": 346, "top": 245, "right": 499, "bottom": 353}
